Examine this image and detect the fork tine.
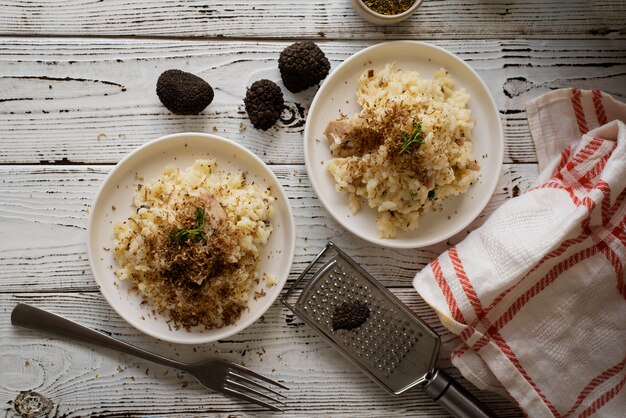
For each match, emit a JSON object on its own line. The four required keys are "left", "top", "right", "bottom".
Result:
{"left": 227, "top": 362, "right": 289, "bottom": 390}
{"left": 225, "top": 378, "right": 286, "bottom": 406}
{"left": 222, "top": 385, "right": 283, "bottom": 412}
{"left": 228, "top": 370, "right": 288, "bottom": 399}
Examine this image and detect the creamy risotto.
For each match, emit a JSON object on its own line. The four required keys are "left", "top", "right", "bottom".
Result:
{"left": 325, "top": 64, "right": 479, "bottom": 238}
{"left": 112, "top": 159, "right": 275, "bottom": 330}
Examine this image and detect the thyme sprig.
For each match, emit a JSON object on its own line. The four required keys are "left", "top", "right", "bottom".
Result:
{"left": 400, "top": 122, "right": 424, "bottom": 154}
{"left": 169, "top": 207, "right": 207, "bottom": 244}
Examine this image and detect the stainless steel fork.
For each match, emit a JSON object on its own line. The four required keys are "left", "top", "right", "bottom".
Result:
{"left": 11, "top": 303, "right": 288, "bottom": 411}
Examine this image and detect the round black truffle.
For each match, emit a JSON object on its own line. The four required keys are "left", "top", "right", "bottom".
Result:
{"left": 244, "top": 79, "right": 285, "bottom": 131}
{"left": 156, "top": 69, "right": 214, "bottom": 115}
{"left": 278, "top": 41, "right": 330, "bottom": 93}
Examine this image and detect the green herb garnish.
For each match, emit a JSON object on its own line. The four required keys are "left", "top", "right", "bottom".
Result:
{"left": 428, "top": 188, "right": 437, "bottom": 200}
{"left": 169, "top": 207, "right": 207, "bottom": 244}
{"left": 400, "top": 122, "right": 423, "bottom": 154}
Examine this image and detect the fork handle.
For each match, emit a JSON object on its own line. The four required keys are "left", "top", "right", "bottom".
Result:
{"left": 11, "top": 303, "right": 188, "bottom": 371}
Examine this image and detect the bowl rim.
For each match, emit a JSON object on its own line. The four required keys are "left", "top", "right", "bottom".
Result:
{"left": 354, "top": 0, "right": 424, "bottom": 19}
{"left": 87, "top": 132, "right": 296, "bottom": 343}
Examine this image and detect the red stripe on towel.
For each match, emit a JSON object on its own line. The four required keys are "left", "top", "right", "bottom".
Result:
{"left": 604, "top": 222, "right": 626, "bottom": 300}
{"left": 535, "top": 181, "right": 595, "bottom": 209}
{"left": 431, "top": 258, "right": 466, "bottom": 324}
{"left": 449, "top": 247, "right": 485, "bottom": 319}
{"left": 577, "top": 373, "right": 626, "bottom": 418}
{"left": 492, "top": 244, "right": 601, "bottom": 332}
{"left": 606, "top": 187, "right": 626, "bottom": 227}
{"left": 568, "top": 137, "right": 604, "bottom": 168}
{"left": 592, "top": 89, "right": 608, "bottom": 126}
{"left": 557, "top": 146, "right": 572, "bottom": 172}
{"left": 491, "top": 332, "right": 562, "bottom": 417}
{"left": 564, "top": 358, "right": 626, "bottom": 417}
{"left": 571, "top": 88, "right": 589, "bottom": 135}
{"left": 577, "top": 156, "right": 609, "bottom": 190}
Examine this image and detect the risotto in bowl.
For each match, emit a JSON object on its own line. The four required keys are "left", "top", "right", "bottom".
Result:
{"left": 88, "top": 133, "right": 295, "bottom": 344}
{"left": 326, "top": 64, "right": 479, "bottom": 238}
{"left": 304, "top": 41, "right": 503, "bottom": 248}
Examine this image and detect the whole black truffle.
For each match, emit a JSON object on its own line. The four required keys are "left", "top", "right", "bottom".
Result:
{"left": 156, "top": 69, "right": 214, "bottom": 115}
{"left": 278, "top": 41, "right": 330, "bottom": 93}
{"left": 244, "top": 79, "right": 284, "bottom": 131}
{"left": 331, "top": 300, "right": 370, "bottom": 331}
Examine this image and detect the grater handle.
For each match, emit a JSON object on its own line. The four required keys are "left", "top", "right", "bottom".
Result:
{"left": 423, "top": 369, "right": 496, "bottom": 418}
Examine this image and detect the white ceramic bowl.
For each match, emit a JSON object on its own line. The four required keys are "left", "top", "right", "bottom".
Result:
{"left": 350, "top": 0, "right": 424, "bottom": 25}
{"left": 304, "top": 41, "right": 504, "bottom": 248}
{"left": 87, "top": 133, "right": 296, "bottom": 344}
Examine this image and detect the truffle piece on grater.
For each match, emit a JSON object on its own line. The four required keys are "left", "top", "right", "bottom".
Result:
{"left": 331, "top": 300, "right": 370, "bottom": 331}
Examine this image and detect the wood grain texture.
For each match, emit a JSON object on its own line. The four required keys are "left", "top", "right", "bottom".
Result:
{"left": 1, "top": 38, "right": 625, "bottom": 165}
{"left": 0, "top": 163, "right": 537, "bottom": 293}
{"left": 2, "top": 3, "right": 623, "bottom": 416}
{"left": 0, "top": 0, "right": 623, "bottom": 40}
{"left": 0, "top": 292, "right": 524, "bottom": 417}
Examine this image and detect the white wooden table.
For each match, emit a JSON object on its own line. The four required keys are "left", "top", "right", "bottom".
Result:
{"left": 1, "top": 1, "right": 624, "bottom": 416}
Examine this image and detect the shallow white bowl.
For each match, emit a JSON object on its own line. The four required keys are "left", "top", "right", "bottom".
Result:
{"left": 304, "top": 41, "right": 503, "bottom": 249}
{"left": 88, "top": 133, "right": 296, "bottom": 344}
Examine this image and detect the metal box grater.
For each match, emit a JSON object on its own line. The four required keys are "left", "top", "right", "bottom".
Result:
{"left": 282, "top": 242, "right": 494, "bottom": 418}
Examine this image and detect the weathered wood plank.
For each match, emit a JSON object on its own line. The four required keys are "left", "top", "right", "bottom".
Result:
{"left": 0, "top": 163, "right": 538, "bottom": 293}
{"left": 0, "top": 292, "right": 523, "bottom": 417}
{"left": 0, "top": 38, "right": 625, "bottom": 165}
{"left": 2, "top": 4, "right": 621, "bottom": 418}
{"left": 0, "top": 0, "right": 623, "bottom": 39}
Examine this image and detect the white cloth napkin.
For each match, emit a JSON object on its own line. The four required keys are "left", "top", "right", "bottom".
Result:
{"left": 413, "top": 88, "right": 626, "bottom": 417}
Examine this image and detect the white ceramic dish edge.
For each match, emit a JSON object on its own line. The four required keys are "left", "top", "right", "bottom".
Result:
{"left": 304, "top": 41, "right": 504, "bottom": 249}
{"left": 87, "top": 132, "right": 296, "bottom": 344}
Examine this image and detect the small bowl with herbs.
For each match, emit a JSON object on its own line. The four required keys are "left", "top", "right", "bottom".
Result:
{"left": 351, "top": 0, "right": 423, "bottom": 25}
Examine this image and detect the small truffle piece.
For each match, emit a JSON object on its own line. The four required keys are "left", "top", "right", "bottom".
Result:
{"left": 156, "top": 69, "right": 214, "bottom": 115}
{"left": 331, "top": 300, "right": 370, "bottom": 331}
{"left": 278, "top": 41, "right": 331, "bottom": 93}
{"left": 244, "top": 79, "right": 284, "bottom": 130}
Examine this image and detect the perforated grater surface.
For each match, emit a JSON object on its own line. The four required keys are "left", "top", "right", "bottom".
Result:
{"left": 282, "top": 242, "right": 494, "bottom": 418}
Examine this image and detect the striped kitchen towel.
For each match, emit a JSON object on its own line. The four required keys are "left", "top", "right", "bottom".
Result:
{"left": 413, "top": 88, "right": 626, "bottom": 418}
